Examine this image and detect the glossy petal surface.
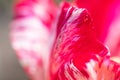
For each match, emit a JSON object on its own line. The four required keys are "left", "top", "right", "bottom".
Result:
{"left": 73, "top": 0, "right": 120, "bottom": 56}
{"left": 49, "top": 3, "right": 120, "bottom": 80}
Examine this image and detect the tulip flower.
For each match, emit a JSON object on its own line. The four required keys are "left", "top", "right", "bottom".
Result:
{"left": 10, "top": 0, "right": 120, "bottom": 80}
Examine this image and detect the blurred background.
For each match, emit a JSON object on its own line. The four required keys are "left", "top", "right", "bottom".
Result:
{"left": 0, "top": 0, "right": 28, "bottom": 80}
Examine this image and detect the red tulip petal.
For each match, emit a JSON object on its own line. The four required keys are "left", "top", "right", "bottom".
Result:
{"left": 73, "top": 0, "right": 120, "bottom": 56}
{"left": 50, "top": 3, "right": 110, "bottom": 80}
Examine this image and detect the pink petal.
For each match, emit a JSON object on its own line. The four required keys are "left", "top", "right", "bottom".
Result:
{"left": 10, "top": 0, "right": 57, "bottom": 80}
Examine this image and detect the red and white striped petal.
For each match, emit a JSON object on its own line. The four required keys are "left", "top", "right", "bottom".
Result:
{"left": 10, "top": 0, "right": 57, "bottom": 80}
{"left": 50, "top": 2, "right": 120, "bottom": 80}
